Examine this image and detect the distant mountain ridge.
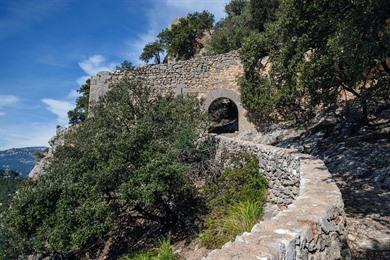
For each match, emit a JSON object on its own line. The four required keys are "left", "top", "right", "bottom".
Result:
{"left": 0, "top": 147, "right": 47, "bottom": 177}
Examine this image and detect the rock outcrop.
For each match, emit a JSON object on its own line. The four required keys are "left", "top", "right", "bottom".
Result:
{"left": 28, "top": 127, "right": 67, "bottom": 179}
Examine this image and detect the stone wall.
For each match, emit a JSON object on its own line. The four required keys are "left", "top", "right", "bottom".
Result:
{"left": 205, "top": 136, "right": 349, "bottom": 260}
{"left": 89, "top": 51, "right": 255, "bottom": 131}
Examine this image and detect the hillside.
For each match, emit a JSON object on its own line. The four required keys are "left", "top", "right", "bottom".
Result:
{"left": 0, "top": 147, "right": 47, "bottom": 177}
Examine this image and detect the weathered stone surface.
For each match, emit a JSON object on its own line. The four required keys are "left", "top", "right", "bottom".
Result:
{"left": 28, "top": 127, "right": 67, "bottom": 179}
{"left": 204, "top": 136, "right": 349, "bottom": 260}
{"left": 89, "top": 51, "right": 255, "bottom": 132}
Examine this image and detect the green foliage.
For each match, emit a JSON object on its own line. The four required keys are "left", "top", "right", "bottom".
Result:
{"left": 157, "top": 239, "right": 175, "bottom": 260}
{"left": 68, "top": 79, "right": 90, "bottom": 125}
{"left": 144, "top": 11, "right": 214, "bottom": 61}
{"left": 248, "top": 0, "right": 279, "bottom": 31}
{"left": 200, "top": 200, "right": 263, "bottom": 249}
{"left": 116, "top": 60, "right": 136, "bottom": 71}
{"left": 225, "top": 0, "right": 247, "bottom": 17}
{"left": 140, "top": 41, "right": 165, "bottom": 64}
{"left": 0, "top": 170, "right": 22, "bottom": 213}
{"left": 208, "top": 0, "right": 278, "bottom": 55}
{"left": 0, "top": 170, "right": 22, "bottom": 259}
{"left": 240, "top": 0, "right": 390, "bottom": 122}
{"left": 2, "top": 79, "right": 211, "bottom": 258}
{"left": 32, "top": 148, "right": 47, "bottom": 160}
{"left": 200, "top": 154, "right": 267, "bottom": 248}
{"left": 122, "top": 239, "right": 175, "bottom": 260}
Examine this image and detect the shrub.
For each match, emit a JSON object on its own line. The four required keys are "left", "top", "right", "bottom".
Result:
{"left": 200, "top": 154, "right": 267, "bottom": 248}
{"left": 1, "top": 79, "right": 212, "bottom": 259}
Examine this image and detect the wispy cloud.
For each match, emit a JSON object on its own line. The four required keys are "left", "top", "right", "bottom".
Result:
{"left": 67, "top": 89, "right": 80, "bottom": 99}
{"left": 0, "top": 94, "right": 20, "bottom": 116}
{"left": 78, "top": 54, "right": 116, "bottom": 75}
{"left": 127, "top": 0, "right": 228, "bottom": 63}
{"left": 76, "top": 54, "right": 116, "bottom": 85}
{"left": 0, "top": 122, "right": 56, "bottom": 150}
{"left": 41, "top": 98, "right": 74, "bottom": 124}
{"left": 0, "top": 95, "right": 20, "bottom": 107}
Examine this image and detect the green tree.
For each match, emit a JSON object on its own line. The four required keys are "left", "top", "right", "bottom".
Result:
{"left": 208, "top": 0, "right": 278, "bottom": 55}
{"left": 68, "top": 79, "right": 90, "bottom": 125}
{"left": 1, "top": 79, "right": 212, "bottom": 259}
{"left": 240, "top": 0, "right": 390, "bottom": 123}
{"left": 116, "top": 60, "right": 135, "bottom": 71}
{"left": 140, "top": 41, "right": 165, "bottom": 64}
{"left": 151, "top": 11, "right": 214, "bottom": 61}
{"left": 225, "top": 0, "right": 247, "bottom": 17}
{"left": 248, "top": 0, "right": 279, "bottom": 31}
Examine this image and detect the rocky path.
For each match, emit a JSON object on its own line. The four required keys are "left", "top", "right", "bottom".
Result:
{"left": 239, "top": 119, "right": 390, "bottom": 259}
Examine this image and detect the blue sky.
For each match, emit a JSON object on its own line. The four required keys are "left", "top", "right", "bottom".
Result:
{"left": 0, "top": 0, "right": 228, "bottom": 150}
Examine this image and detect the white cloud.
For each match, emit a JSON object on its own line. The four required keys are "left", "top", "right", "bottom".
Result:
{"left": 76, "top": 75, "right": 90, "bottom": 86}
{"left": 76, "top": 54, "right": 116, "bottom": 85}
{"left": 78, "top": 54, "right": 116, "bottom": 76}
{"left": 127, "top": 0, "right": 228, "bottom": 64}
{"left": 67, "top": 89, "right": 80, "bottom": 99}
{"left": 0, "top": 95, "right": 20, "bottom": 108}
{"left": 0, "top": 122, "right": 56, "bottom": 150}
{"left": 0, "top": 95, "right": 20, "bottom": 116}
{"left": 42, "top": 98, "right": 74, "bottom": 124}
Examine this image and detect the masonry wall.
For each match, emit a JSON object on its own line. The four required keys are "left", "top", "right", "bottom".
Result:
{"left": 204, "top": 136, "right": 349, "bottom": 260}
{"left": 89, "top": 51, "right": 256, "bottom": 131}
{"left": 89, "top": 51, "right": 243, "bottom": 105}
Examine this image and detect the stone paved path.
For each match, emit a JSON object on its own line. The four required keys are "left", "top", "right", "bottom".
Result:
{"left": 239, "top": 120, "right": 390, "bottom": 259}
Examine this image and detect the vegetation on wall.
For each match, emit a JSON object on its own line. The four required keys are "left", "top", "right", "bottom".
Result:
{"left": 1, "top": 79, "right": 214, "bottom": 259}
{"left": 68, "top": 79, "right": 91, "bottom": 125}
{"left": 116, "top": 60, "right": 136, "bottom": 71}
{"left": 140, "top": 11, "right": 214, "bottom": 63}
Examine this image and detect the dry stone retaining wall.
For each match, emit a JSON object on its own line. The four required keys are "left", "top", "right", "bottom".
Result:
{"left": 206, "top": 136, "right": 349, "bottom": 260}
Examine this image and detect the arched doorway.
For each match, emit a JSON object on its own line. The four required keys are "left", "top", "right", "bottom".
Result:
{"left": 203, "top": 89, "right": 254, "bottom": 133}
{"left": 208, "top": 97, "right": 239, "bottom": 134}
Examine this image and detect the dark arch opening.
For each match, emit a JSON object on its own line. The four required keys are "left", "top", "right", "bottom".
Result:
{"left": 208, "top": 97, "right": 239, "bottom": 134}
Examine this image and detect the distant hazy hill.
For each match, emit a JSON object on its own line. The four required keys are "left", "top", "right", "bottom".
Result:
{"left": 0, "top": 147, "right": 47, "bottom": 177}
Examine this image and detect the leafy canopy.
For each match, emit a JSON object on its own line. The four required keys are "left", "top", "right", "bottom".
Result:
{"left": 140, "top": 41, "right": 165, "bottom": 64}
{"left": 2, "top": 79, "right": 212, "bottom": 259}
{"left": 240, "top": 0, "right": 390, "bottom": 122}
{"left": 208, "top": 0, "right": 278, "bottom": 55}
{"left": 141, "top": 11, "right": 214, "bottom": 63}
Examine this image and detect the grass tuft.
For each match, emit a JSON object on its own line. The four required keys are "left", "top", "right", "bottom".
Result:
{"left": 122, "top": 238, "right": 175, "bottom": 260}
{"left": 200, "top": 154, "right": 267, "bottom": 249}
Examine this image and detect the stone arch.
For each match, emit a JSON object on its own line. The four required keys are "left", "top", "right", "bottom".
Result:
{"left": 203, "top": 89, "right": 254, "bottom": 132}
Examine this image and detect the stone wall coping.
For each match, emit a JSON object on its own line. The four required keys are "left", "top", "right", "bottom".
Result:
{"left": 205, "top": 136, "right": 346, "bottom": 259}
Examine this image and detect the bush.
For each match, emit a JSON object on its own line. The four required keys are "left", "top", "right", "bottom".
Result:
{"left": 1, "top": 79, "right": 212, "bottom": 259}
{"left": 200, "top": 154, "right": 267, "bottom": 248}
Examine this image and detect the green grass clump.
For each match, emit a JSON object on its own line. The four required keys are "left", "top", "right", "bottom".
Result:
{"left": 157, "top": 239, "right": 175, "bottom": 260}
{"left": 122, "top": 239, "right": 175, "bottom": 260}
{"left": 200, "top": 154, "right": 267, "bottom": 249}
